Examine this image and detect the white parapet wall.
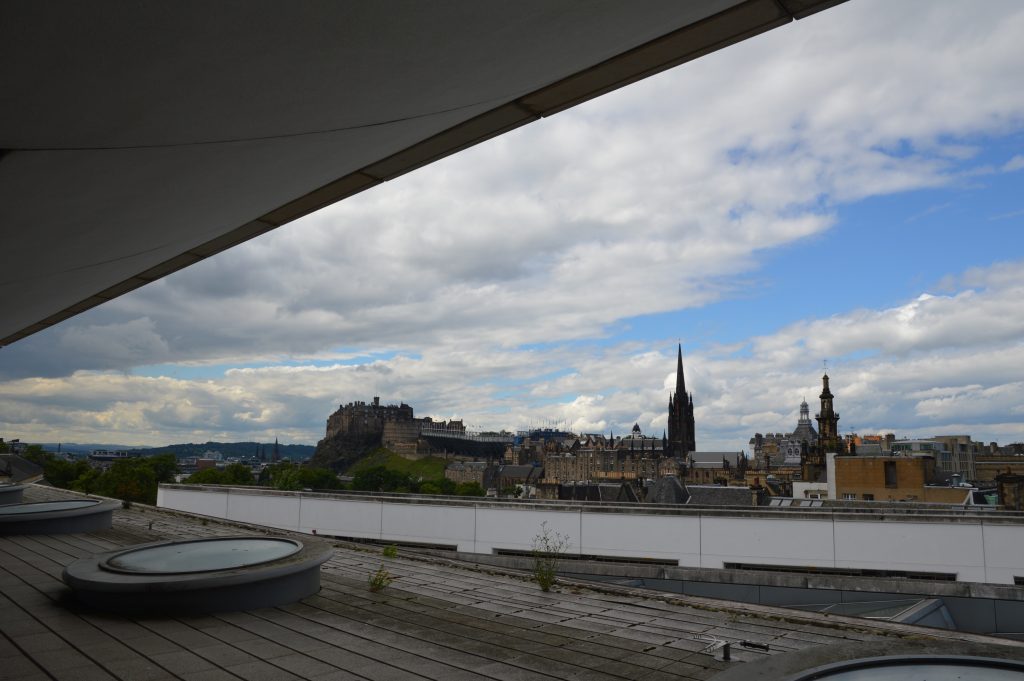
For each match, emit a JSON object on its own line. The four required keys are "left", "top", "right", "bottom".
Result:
{"left": 157, "top": 485, "right": 1024, "bottom": 585}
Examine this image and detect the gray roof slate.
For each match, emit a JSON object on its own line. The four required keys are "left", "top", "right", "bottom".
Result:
{"left": 685, "top": 484, "right": 761, "bottom": 506}
{"left": 0, "top": 453, "right": 44, "bottom": 482}
{"left": 646, "top": 476, "right": 689, "bottom": 505}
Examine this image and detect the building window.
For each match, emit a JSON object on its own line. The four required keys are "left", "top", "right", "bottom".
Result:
{"left": 884, "top": 461, "right": 897, "bottom": 488}
{"left": 842, "top": 493, "right": 856, "bottom": 500}
{"left": 863, "top": 494, "right": 874, "bottom": 501}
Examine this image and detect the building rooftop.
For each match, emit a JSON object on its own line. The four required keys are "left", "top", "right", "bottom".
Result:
{"left": 0, "top": 454, "right": 44, "bottom": 483}
{"left": 3, "top": 484, "right": 1023, "bottom": 681}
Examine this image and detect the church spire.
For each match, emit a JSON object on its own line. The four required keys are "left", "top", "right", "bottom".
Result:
{"left": 668, "top": 343, "right": 696, "bottom": 457}
{"left": 676, "top": 343, "right": 686, "bottom": 397}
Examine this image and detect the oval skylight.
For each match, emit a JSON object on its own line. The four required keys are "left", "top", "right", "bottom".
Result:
{"left": 103, "top": 537, "right": 301, "bottom": 574}
{"left": 787, "top": 656, "right": 1024, "bottom": 681}
{"left": 0, "top": 499, "right": 98, "bottom": 515}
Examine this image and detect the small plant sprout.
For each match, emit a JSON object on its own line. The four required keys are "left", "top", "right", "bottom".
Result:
{"left": 382, "top": 544, "right": 398, "bottom": 559}
{"left": 368, "top": 565, "right": 395, "bottom": 592}
{"left": 531, "top": 521, "right": 570, "bottom": 592}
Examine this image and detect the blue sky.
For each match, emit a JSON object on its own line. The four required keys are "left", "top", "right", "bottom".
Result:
{"left": 1, "top": 0, "right": 1023, "bottom": 451}
{"left": 654, "top": 153, "right": 1023, "bottom": 351}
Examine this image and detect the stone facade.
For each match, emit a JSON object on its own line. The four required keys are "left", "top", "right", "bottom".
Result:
{"left": 444, "top": 461, "right": 489, "bottom": 486}
{"left": 975, "top": 454, "right": 1024, "bottom": 483}
{"left": 312, "top": 396, "right": 426, "bottom": 470}
{"left": 833, "top": 455, "right": 969, "bottom": 504}
{"left": 996, "top": 473, "right": 1024, "bottom": 511}
{"left": 750, "top": 399, "right": 819, "bottom": 469}
{"left": 802, "top": 373, "right": 843, "bottom": 482}
{"left": 542, "top": 448, "right": 679, "bottom": 484}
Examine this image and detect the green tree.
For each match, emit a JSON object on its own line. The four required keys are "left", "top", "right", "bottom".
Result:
{"left": 294, "top": 467, "right": 341, "bottom": 490}
{"left": 188, "top": 462, "right": 256, "bottom": 485}
{"left": 257, "top": 461, "right": 338, "bottom": 491}
{"left": 70, "top": 467, "right": 101, "bottom": 495}
{"left": 455, "top": 481, "right": 486, "bottom": 497}
{"left": 147, "top": 453, "right": 179, "bottom": 483}
{"left": 22, "top": 444, "right": 48, "bottom": 465}
{"left": 185, "top": 468, "right": 227, "bottom": 484}
{"left": 419, "top": 481, "right": 441, "bottom": 495}
{"left": 500, "top": 484, "right": 523, "bottom": 498}
{"left": 94, "top": 458, "right": 158, "bottom": 504}
{"left": 43, "top": 458, "right": 89, "bottom": 488}
{"left": 352, "top": 465, "right": 419, "bottom": 493}
{"left": 59, "top": 455, "right": 180, "bottom": 505}
{"left": 274, "top": 467, "right": 303, "bottom": 491}
{"left": 222, "top": 462, "right": 255, "bottom": 484}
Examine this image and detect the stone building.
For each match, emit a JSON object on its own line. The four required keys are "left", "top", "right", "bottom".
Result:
{"left": 929, "top": 435, "right": 982, "bottom": 482}
{"left": 996, "top": 473, "right": 1024, "bottom": 511}
{"left": 750, "top": 399, "right": 818, "bottom": 469}
{"left": 495, "top": 464, "right": 544, "bottom": 497}
{"left": 682, "top": 451, "right": 747, "bottom": 485}
{"left": 832, "top": 454, "right": 971, "bottom": 504}
{"left": 444, "top": 461, "right": 490, "bottom": 486}
{"left": 538, "top": 423, "right": 683, "bottom": 486}
{"left": 802, "top": 372, "right": 843, "bottom": 482}
{"left": 615, "top": 422, "right": 666, "bottom": 455}
{"left": 975, "top": 454, "right": 1024, "bottom": 483}
{"left": 313, "top": 396, "right": 428, "bottom": 470}
{"left": 542, "top": 448, "right": 677, "bottom": 484}
{"left": 667, "top": 344, "right": 696, "bottom": 457}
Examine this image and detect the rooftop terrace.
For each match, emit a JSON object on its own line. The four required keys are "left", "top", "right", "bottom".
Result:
{"left": 3, "top": 485, "right": 1022, "bottom": 681}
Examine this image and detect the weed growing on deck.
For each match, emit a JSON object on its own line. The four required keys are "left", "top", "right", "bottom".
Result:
{"left": 368, "top": 565, "right": 395, "bottom": 592}
{"left": 531, "top": 521, "right": 569, "bottom": 592}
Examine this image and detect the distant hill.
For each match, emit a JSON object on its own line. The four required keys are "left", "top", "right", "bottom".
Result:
{"left": 30, "top": 440, "right": 315, "bottom": 460}
{"left": 126, "top": 441, "right": 315, "bottom": 460}
{"left": 38, "top": 443, "right": 150, "bottom": 456}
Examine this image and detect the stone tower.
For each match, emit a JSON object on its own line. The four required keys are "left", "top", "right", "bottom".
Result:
{"left": 802, "top": 373, "right": 842, "bottom": 482}
{"left": 667, "top": 344, "right": 696, "bottom": 457}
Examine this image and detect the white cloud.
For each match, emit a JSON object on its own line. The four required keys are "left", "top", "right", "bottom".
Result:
{"left": 2, "top": 1, "right": 1024, "bottom": 450}
{"left": 3, "top": 259, "right": 1024, "bottom": 450}
{"left": 1003, "top": 155, "right": 1024, "bottom": 172}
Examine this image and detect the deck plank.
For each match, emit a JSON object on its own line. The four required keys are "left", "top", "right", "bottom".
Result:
{"left": 2, "top": 485, "right": 1020, "bottom": 681}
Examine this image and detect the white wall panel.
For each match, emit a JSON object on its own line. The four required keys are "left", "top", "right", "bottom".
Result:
{"left": 834, "top": 519, "right": 986, "bottom": 581}
{"left": 581, "top": 512, "right": 701, "bottom": 565}
{"left": 980, "top": 523, "right": 1024, "bottom": 585}
{"left": 158, "top": 487, "right": 228, "bottom": 518}
{"left": 226, "top": 491, "right": 300, "bottom": 531}
{"left": 381, "top": 502, "right": 476, "bottom": 551}
{"left": 700, "top": 516, "right": 835, "bottom": 569}
{"left": 474, "top": 507, "right": 580, "bottom": 555}
{"left": 299, "top": 497, "right": 381, "bottom": 539}
{"left": 157, "top": 487, "right": 1024, "bottom": 585}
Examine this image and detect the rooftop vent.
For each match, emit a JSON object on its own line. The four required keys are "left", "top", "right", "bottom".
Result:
{"left": 0, "top": 498, "right": 118, "bottom": 534}
{"left": 63, "top": 535, "right": 333, "bottom": 614}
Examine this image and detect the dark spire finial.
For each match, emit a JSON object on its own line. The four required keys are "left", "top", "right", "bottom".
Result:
{"left": 676, "top": 343, "right": 686, "bottom": 396}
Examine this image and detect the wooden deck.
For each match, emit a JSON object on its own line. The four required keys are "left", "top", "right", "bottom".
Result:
{"left": 1, "top": 486, "right": 1019, "bottom": 681}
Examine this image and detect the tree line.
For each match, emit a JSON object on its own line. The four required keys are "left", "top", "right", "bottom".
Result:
{"left": 19, "top": 446, "right": 485, "bottom": 502}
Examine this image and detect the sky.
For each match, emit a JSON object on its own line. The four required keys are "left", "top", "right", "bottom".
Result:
{"left": 2, "top": 0, "right": 1023, "bottom": 452}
